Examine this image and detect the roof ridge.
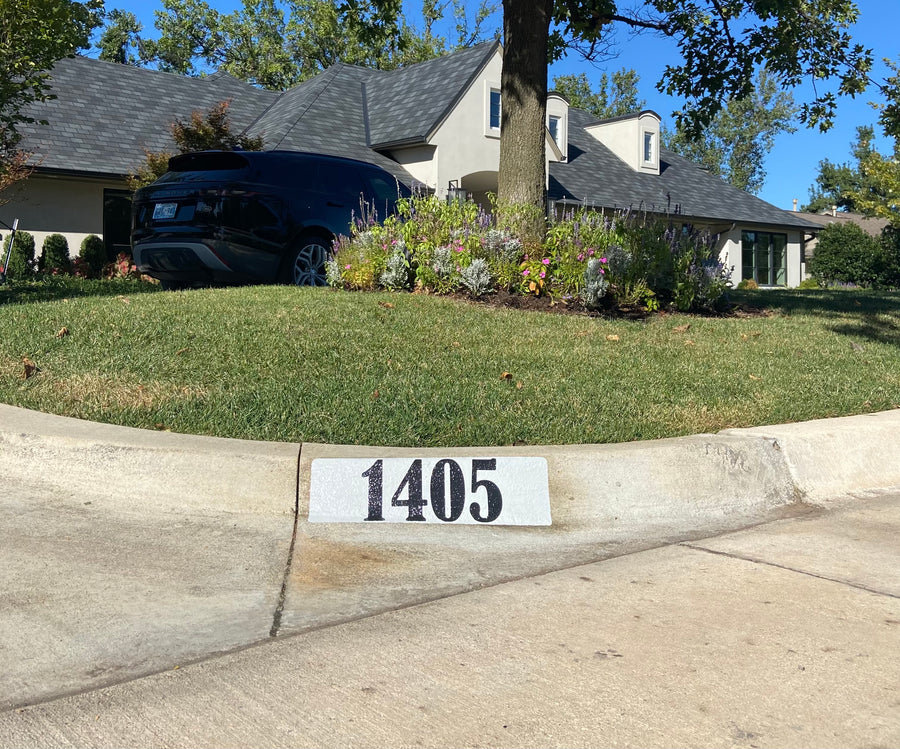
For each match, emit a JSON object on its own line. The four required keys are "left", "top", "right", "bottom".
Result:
{"left": 268, "top": 65, "right": 346, "bottom": 150}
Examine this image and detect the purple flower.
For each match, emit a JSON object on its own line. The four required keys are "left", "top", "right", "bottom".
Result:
{"left": 577, "top": 253, "right": 584, "bottom": 262}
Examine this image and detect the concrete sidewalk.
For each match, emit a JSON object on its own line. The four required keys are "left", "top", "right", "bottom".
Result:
{"left": 2, "top": 491, "right": 898, "bottom": 748}
{"left": 1, "top": 404, "right": 899, "bottom": 745}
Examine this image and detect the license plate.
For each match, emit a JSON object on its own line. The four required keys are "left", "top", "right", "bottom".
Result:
{"left": 153, "top": 202, "right": 178, "bottom": 220}
{"left": 309, "top": 457, "right": 551, "bottom": 525}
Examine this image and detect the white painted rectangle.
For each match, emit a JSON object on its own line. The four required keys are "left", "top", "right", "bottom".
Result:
{"left": 309, "top": 457, "right": 551, "bottom": 525}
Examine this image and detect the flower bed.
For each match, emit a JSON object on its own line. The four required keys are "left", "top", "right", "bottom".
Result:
{"left": 327, "top": 196, "right": 732, "bottom": 313}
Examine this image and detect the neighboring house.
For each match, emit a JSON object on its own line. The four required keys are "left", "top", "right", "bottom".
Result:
{"left": 801, "top": 208, "right": 890, "bottom": 273}
{"left": 1, "top": 40, "right": 820, "bottom": 287}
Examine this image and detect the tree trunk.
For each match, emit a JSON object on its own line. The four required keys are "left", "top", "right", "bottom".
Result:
{"left": 498, "top": 0, "right": 553, "bottom": 245}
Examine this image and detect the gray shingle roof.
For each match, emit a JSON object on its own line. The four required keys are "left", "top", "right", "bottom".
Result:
{"left": 18, "top": 47, "right": 816, "bottom": 232}
{"left": 246, "top": 64, "right": 412, "bottom": 182}
{"left": 550, "top": 108, "right": 820, "bottom": 231}
{"left": 365, "top": 41, "right": 498, "bottom": 147}
{"left": 19, "top": 55, "right": 277, "bottom": 176}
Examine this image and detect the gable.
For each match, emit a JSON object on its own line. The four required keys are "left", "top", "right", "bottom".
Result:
{"left": 365, "top": 41, "right": 499, "bottom": 148}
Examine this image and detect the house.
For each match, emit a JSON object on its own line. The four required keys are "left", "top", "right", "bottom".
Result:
{"left": 1, "top": 41, "right": 820, "bottom": 287}
{"left": 800, "top": 208, "right": 890, "bottom": 271}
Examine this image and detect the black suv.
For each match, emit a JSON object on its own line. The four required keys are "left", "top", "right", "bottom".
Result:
{"left": 132, "top": 150, "right": 410, "bottom": 288}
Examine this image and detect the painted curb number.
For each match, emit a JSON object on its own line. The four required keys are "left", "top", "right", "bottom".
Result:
{"left": 309, "top": 457, "right": 551, "bottom": 525}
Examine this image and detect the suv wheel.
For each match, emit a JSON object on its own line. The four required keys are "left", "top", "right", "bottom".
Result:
{"left": 285, "top": 235, "right": 331, "bottom": 286}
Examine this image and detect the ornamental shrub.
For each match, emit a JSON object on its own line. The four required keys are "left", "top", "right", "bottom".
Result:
{"left": 460, "top": 258, "right": 493, "bottom": 296}
{"left": 2, "top": 230, "right": 36, "bottom": 279}
{"left": 580, "top": 257, "right": 610, "bottom": 309}
{"left": 79, "top": 234, "right": 107, "bottom": 277}
{"left": 379, "top": 245, "right": 411, "bottom": 290}
{"left": 40, "top": 233, "right": 71, "bottom": 273}
{"left": 808, "top": 223, "right": 899, "bottom": 289}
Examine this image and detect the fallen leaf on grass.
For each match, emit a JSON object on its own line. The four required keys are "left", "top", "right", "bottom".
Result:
{"left": 21, "top": 357, "right": 39, "bottom": 379}
{"left": 684, "top": 340, "right": 695, "bottom": 346}
{"left": 516, "top": 381, "right": 523, "bottom": 389}
{"left": 672, "top": 324, "right": 691, "bottom": 333}
{"left": 452, "top": 341, "right": 461, "bottom": 347}
{"left": 377, "top": 302, "right": 394, "bottom": 309}
{"left": 175, "top": 348, "right": 190, "bottom": 356}
{"left": 56, "top": 327, "right": 69, "bottom": 338}
{"left": 606, "top": 334, "right": 620, "bottom": 342}
{"left": 575, "top": 330, "right": 591, "bottom": 337}
{"left": 500, "top": 371, "right": 513, "bottom": 381}
{"left": 117, "top": 295, "right": 130, "bottom": 305}
{"left": 850, "top": 341, "right": 864, "bottom": 352}
{"left": 749, "top": 374, "right": 761, "bottom": 381}
{"left": 372, "top": 389, "right": 380, "bottom": 399}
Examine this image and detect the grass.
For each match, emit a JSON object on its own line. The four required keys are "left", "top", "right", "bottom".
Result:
{"left": 1, "top": 277, "right": 899, "bottom": 446}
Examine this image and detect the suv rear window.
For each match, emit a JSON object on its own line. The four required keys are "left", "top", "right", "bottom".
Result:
{"left": 154, "top": 152, "right": 252, "bottom": 184}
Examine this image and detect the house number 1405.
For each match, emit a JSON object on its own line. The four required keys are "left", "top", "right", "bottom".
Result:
{"left": 362, "top": 458, "right": 502, "bottom": 523}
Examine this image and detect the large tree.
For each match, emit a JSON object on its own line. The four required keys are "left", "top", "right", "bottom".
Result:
{"left": 491, "top": 0, "right": 873, "bottom": 241}
{"left": 0, "top": 0, "right": 102, "bottom": 203}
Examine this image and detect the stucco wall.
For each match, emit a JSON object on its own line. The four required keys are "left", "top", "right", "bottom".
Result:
{"left": 0, "top": 173, "right": 127, "bottom": 257}
{"left": 388, "top": 145, "right": 437, "bottom": 191}
{"left": 428, "top": 49, "right": 504, "bottom": 199}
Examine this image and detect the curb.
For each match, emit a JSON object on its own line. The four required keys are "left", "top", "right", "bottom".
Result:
{"left": 2, "top": 403, "right": 899, "bottom": 522}
{"left": 0, "top": 405, "right": 298, "bottom": 516}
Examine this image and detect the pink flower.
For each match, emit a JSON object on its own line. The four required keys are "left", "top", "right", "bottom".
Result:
{"left": 539, "top": 271, "right": 546, "bottom": 279}
{"left": 542, "top": 258, "right": 550, "bottom": 265}
{"left": 577, "top": 253, "right": 584, "bottom": 262}
{"left": 522, "top": 269, "right": 530, "bottom": 276}
{"left": 600, "top": 257, "right": 608, "bottom": 264}
{"left": 344, "top": 264, "right": 352, "bottom": 270}
{"left": 588, "top": 249, "right": 595, "bottom": 256}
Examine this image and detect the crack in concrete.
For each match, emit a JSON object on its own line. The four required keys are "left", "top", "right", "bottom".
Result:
{"left": 680, "top": 543, "right": 900, "bottom": 600}
{"left": 269, "top": 445, "right": 302, "bottom": 638}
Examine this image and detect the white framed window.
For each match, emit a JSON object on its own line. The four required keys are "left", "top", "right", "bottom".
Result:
{"left": 548, "top": 115, "right": 561, "bottom": 145}
{"left": 489, "top": 88, "right": 501, "bottom": 131}
{"left": 643, "top": 131, "right": 655, "bottom": 164}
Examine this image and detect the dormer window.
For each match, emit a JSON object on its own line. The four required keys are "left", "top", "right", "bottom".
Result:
{"left": 643, "top": 131, "right": 655, "bottom": 164}
{"left": 584, "top": 110, "right": 661, "bottom": 175}
{"left": 545, "top": 92, "right": 569, "bottom": 162}
{"left": 549, "top": 115, "right": 561, "bottom": 146}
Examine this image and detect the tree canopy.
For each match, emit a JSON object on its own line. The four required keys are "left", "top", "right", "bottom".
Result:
{"left": 551, "top": 69, "right": 644, "bottom": 120}
{"left": 664, "top": 70, "right": 797, "bottom": 195}
{"left": 94, "top": 0, "right": 498, "bottom": 89}
{"left": 0, "top": 0, "right": 102, "bottom": 201}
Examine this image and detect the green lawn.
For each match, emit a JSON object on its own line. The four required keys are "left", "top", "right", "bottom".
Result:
{"left": 1, "top": 278, "right": 898, "bottom": 446}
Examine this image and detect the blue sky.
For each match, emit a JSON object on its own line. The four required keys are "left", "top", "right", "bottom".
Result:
{"left": 97, "top": 0, "right": 898, "bottom": 212}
